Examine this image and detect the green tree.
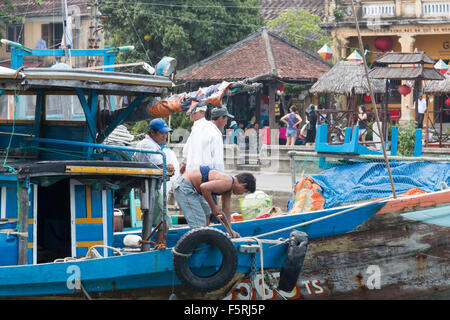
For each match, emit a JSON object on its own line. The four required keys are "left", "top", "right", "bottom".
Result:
{"left": 398, "top": 121, "right": 416, "bottom": 156}
{"left": 266, "top": 9, "right": 331, "bottom": 53}
{"left": 100, "top": 0, "right": 263, "bottom": 70}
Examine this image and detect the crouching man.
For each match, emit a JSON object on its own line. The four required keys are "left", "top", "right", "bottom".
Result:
{"left": 173, "top": 166, "right": 256, "bottom": 238}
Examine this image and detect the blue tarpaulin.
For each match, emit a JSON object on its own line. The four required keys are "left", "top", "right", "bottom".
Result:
{"left": 288, "top": 161, "right": 450, "bottom": 211}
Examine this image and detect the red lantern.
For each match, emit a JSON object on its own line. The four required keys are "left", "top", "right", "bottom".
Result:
{"left": 374, "top": 36, "right": 393, "bottom": 52}
{"left": 363, "top": 94, "right": 372, "bottom": 102}
{"left": 398, "top": 85, "right": 412, "bottom": 96}
{"left": 445, "top": 98, "right": 450, "bottom": 107}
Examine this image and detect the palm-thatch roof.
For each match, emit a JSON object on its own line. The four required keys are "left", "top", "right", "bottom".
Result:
{"left": 374, "top": 52, "right": 435, "bottom": 65}
{"left": 369, "top": 67, "right": 445, "bottom": 80}
{"left": 309, "top": 61, "right": 386, "bottom": 95}
{"left": 424, "top": 74, "right": 450, "bottom": 95}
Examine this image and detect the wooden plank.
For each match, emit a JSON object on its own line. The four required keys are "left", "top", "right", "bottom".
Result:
{"left": 18, "top": 186, "right": 29, "bottom": 265}
{"left": 65, "top": 166, "right": 163, "bottom": 175}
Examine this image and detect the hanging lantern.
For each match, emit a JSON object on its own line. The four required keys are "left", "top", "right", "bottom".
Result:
{"left": 317, "top": 44, "right": 333, "bottom": 61}
{"left": 363, "top": 94, "right": 372, "bottom": 102}
{"left": 398, "top": 84, "right": 412, "bottom": 96}
{"left": 347, "top": 51, "right": 363, "bottom": 62}
{"left": 374, "top": 36, "right": 393, "bottom": 52}
{"left": 434, "top": 59, "right": 449, "bottom": 75}
{"left": 445, "top": 98, "right": 450, "bottom": 107}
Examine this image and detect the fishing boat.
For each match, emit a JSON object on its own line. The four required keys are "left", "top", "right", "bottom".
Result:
{"left": 118, "top": 173, "right": 449, "bottom": 300}
{"left": 0, "top": 61, "right": 298, "bottom": 299}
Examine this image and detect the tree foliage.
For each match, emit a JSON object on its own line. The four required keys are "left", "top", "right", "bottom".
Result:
{"left": 266, "top": 9, "right": 331, "bottom": 53}
{"left": 100, "top": 0, "right": 263, "bottom": 70}
{"left": 398, "top": 121, "right": 416, "bottom": 156}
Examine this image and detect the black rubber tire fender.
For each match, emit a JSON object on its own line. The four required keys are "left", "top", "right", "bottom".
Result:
{"left": 278, "top": 230, "right": 309, "bottom": 292}
{"left": 172, "top": 227, "right": 238, "bottom": 293}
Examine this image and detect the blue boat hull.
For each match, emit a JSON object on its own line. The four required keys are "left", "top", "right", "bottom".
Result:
{"left": 114, "top": 200, "right": 386, "bottom": 248}
{"left": 0, "top": 238, "right": 287, "bottom": 298}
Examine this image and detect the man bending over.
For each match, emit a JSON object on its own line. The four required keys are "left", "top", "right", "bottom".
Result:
{"left": 173, "top": 166, "right": 256, "bottom": 238}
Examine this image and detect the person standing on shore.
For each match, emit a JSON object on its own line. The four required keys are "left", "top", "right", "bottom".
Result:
{"left": 281, "top": 105, "right": 302, "bottom": 146}
{"left": 304, "top": 104, "right": 317, "bottom": 147}
{"left": 357, "top": 105, "right": 368, "bottom": 144}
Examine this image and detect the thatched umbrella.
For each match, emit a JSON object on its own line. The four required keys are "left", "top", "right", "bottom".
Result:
{"left": 310, "top": 61, "right": 386, "bottom": 95}
{"left": 424, "top": 74, "right": 450, "bottom": 95}
{"left": 310, "top": 61, "right": 386, "bottom": 134}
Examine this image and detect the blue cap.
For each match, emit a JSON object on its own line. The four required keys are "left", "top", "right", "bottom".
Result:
{"left": 149, "top": 118, "right": 173, "bottom": 133}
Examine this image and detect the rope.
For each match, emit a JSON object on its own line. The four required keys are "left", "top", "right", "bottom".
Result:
{"left": 53, "top": 245, "right": 124, "bottom": 263}
{"left": 87, "top": 245, "right": 124, "bottom": 257}
{"left": 80, "top": 282, "right": 93, "bottom": 300}
{"left": 1, "top": 94, "right": 21, "bottom": 231}
{"left": 171, "top": 247, "right": 192, "bottom": 258}
{"left": 230, "top": 237, "right": 286, "bottom": 300}
{"left": 249, "top": 197, "right": 386, "bottom": 240}
{"left": 253, "top": 237, "right": 266, "bottom": 300}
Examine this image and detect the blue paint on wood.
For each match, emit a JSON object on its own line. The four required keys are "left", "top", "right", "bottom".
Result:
{"left": 414, "top": 129, "right": 423, "bottom": 157}
{"left": 315, "top": 124, "right": 403, "bottom": 157}
{"left": 402, "top": 205, "right": 450, "bottom": 227}
{"left": 0, "top": 239, "right": 287, "bottom": 296}
{"left": 391, "top": 126, "right": 398, "bottom": 156}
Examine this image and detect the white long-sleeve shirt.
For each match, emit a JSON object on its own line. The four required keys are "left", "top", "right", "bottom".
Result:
{"left": 415, "top": 98, "right": 427, "bottom": 114}
{"left": 132, "top": 135, "right": 163, "bottom": 166}
{"left": 183, "top": 118, "right": 224, "bottom": 172}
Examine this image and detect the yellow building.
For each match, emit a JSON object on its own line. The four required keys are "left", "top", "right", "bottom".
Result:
{"left": 322, "top": 0, "right": 450, "bottom": 125}
{"left": 1, "top": 0, "right": 104, "bottom": 68}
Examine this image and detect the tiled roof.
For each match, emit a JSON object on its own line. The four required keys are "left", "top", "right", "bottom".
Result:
{"left": 260, "top": 0, "right": 325, "bottom": 22}
{"left": 1, "top": 0, "right": 89, "bottom": 17}
{"left": 176, "top": 29, "right": 331, "bottom": 83}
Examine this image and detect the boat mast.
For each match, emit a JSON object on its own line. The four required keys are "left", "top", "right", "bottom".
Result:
{"left": 349, "top": 0, "right": 397, "bottom": 198}
{"left": 61, "top": 0, "right": 72, "bottom": 65}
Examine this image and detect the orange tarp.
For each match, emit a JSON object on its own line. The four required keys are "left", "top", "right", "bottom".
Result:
{"left": 289, "top": 177, "right": 325, "bottom": 214}
{"left": 146, "top": 81, "right": 233, "bottom": 117}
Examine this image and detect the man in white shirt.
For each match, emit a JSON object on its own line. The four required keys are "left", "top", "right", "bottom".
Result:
{"left": 175, "top": 106, "right": 234, "bottom": 224}
{"left": 209, "top": 107, "right": 234, "bottom": 172}
{"left": 180, "top": 103, "right": 208, "bottom": 174}
{"left": 180, "top": 104, "right": 233, "bottom": 174}
{"left": 132, "top": 118, "right": 174, "bottom": 248}
{"left": 415, "top": 94, "right": 427, "bottom": 129}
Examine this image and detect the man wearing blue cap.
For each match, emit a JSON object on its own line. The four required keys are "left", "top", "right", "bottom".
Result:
{"left": 133, "top": 118, "right": 174, "bottom": 247}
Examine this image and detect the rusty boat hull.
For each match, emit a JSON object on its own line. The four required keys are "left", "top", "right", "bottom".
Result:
{"left": 228, "top": 199, "right": 450, "bottom": 300}
{"left": 299, "top": 203, "right": 449, "bottom": 299}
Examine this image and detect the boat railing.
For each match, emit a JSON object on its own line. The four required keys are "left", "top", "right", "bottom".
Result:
{"left": 25, "top": 136, "right": 171, "bottom": 219}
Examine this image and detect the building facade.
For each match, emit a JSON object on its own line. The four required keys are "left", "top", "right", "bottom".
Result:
{"left": 322, "top": 0, "right": 450, "bottom": 124}
{"left": 1, "top": 0, "right": 104, "bottom": 68}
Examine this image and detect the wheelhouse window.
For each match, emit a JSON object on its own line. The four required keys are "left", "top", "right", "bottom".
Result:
{"left": 0, "top": 94, "right": 36, "bottom": 120}
{"left": 41, "top": 23, "right": 63, "bottom": 49}
{"left": 6, "top": 24, "right": 24, "bottom": 52}
{"left": 45, "top": 95, "right": 86, "bottom": 121}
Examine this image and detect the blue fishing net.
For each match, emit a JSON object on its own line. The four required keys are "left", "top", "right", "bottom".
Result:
{"left": 288, "top": 161, "right": 450, "bottom": 210}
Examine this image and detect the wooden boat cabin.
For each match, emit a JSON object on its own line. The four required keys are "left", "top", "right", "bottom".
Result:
{"left": 0, "top": 67, "right": 173, "bottom": 266}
